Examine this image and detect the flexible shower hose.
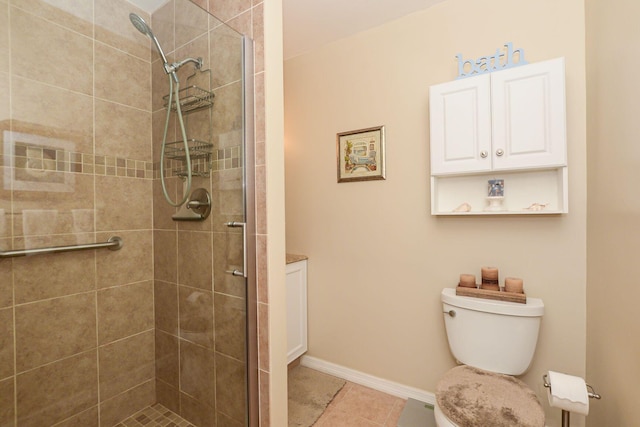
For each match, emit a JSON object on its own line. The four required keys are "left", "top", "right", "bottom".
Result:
{"left": 160, "top": 75, "right": 192, "bottom": 207}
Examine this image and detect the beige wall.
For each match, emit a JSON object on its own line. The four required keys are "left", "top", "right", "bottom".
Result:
{"left": 284, "top": 0, "right": 587, "bottom": 425}
{"left": 586, "top": 0, "right": 640, "bottom": 425}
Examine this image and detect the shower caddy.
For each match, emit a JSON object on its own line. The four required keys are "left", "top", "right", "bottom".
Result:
{"left": 162, "top": 67, "right": 215, "bottom": 179}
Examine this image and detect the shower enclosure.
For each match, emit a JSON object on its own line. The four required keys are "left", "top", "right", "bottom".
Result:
{"left": 0, "top": 0, "right": 257, "bottom": 426}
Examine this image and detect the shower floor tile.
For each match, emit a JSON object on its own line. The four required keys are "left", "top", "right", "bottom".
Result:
{"left": 115, "top": 404, "right": 195, "bottom": 427}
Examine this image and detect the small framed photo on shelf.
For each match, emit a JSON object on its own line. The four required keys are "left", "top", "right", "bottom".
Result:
{"left": 336, "top": 126, "right": 386, "bottom": 183}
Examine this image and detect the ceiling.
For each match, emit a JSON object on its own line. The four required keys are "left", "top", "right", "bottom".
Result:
{"left": 128, "top": 0, "right": 446, "bottom": 59}
{"left": 283, "top": 0, "right": 445, "bottom": 59}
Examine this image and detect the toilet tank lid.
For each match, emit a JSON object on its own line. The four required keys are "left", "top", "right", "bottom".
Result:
{"left": 441, "top": 288, "right": 544, "bottom": 317}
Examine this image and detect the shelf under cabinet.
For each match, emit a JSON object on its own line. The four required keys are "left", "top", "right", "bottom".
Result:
{"left": 431, "top": 167, "right": 568, "bottom": 216}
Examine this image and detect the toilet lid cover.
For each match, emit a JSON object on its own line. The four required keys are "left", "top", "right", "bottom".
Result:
{"left": 436, "top": 365, "right": 545, "bottom": 427}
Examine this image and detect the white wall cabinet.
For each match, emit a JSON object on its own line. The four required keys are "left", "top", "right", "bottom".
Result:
{"left": 286, "top": 259, "right": 308, "bottom": 364}
{"left": 429, "top": 58, "right": 568, "bottom": 215}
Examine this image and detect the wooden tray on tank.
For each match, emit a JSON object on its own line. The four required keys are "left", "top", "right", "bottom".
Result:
{"left": 456, "top": 286, "right": 527, "bottom": 304}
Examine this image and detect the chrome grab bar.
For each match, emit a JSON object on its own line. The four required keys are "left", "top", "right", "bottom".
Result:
{"left": 0, "top": 236, "right": 124, "bottom": 259}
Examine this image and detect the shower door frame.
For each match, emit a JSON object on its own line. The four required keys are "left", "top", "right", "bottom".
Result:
{"left": 242, "top": 35, "right": 259, "bottom": 427}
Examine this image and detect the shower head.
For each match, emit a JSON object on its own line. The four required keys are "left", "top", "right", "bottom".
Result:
{"left": 129, "top": 13, "right": 171, "bottom": 68}
{"left": 129, "top": 13, "right": 152, "bottom": 37}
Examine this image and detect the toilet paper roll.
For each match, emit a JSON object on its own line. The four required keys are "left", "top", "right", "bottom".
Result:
{"left": 547, "top": 371, "right": 589, "bottom": 415}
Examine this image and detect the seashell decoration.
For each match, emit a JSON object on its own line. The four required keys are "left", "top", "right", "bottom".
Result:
{"left": 524, "top": 202, "right": 548, "bottom": 211}
{"left": 453, "top": 202, "right": 472, "bottom": 212}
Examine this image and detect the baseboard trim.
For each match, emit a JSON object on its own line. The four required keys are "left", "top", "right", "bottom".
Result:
{"left": 300, "top": 355, "right": 436, "bottom": 405}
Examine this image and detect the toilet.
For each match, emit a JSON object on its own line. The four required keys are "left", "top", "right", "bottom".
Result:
{"left": 435, "top": 288, "right": 546, "bottom": 427}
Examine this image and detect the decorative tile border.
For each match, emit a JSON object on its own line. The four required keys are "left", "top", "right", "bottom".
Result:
{"left": 9, "top": 141, "right": 243, "bottom": 181}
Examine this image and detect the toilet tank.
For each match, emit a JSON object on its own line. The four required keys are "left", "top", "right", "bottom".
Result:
{"left": 441, "top": 288, "right": 544, "bottom": 375}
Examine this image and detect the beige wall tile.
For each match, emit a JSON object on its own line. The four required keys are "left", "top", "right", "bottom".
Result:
{"left": 0, "top": 167, "right": 9, "bottom": 240}
{"left": 258, "top": 302, "right": 268, "bottom": 372}
{"left": 255, "top": 165, "right": 266, "bottom": 234}
{"left": 215, "top": 353, "right": 246, "bottom": 423}
{"left": 151, "top": 0, "right": 175, "bottom": 65}
{"left": 156, "top": 379, "right": 180, "bottom": 414}
{"left": 99, "top": 380, "right": 154, "bottom": 427}
{"left": 0, "top": 239, "right": 11, "bottom": 308}
{"left": 95, "top": 99, "right": 152, "bottom": 162}
{"left": 96, "top": 230, "right": 153, "bottom": 288}
{"left": 0, "top": 5, "right": 9, "bottom": 75}
{"left": 16, "top": 351, "right": 98, "bottom": 427}
{"left": 152, "top": 57, "right": 173, "bottom": 113}
{"left": 175, "top": 0, "right": 208, "bottom": 50}
{"left": 12, "top": 174, "right": 95, "bottom": 237}
{"left": 155, "top": 330, "right": 179, "bottom": 387}
{"left": 0, "top": 308, "right": 13, "bottom": 380}
{"left": 256, "top": 235, "right": 268, "bottom": 303}
{"left": 95, "top": 0, "right": 151, "bottom": 61}
{"left": 254, "top": 71, "right": 265, "bottom": 144}
{"left": 180, "top": 392, "right": 215, "bottom": 427}
{"left": 13, "top": 244, "right": 95, "bottom": 304}
{"left": 225, "top": 9, "right": 251, "bottom": 37}
{"left": 11, "top": 7, "right": 93, "bottom": 95}
{"left": 179, "top": 285, "right": 213, "bottom": 348}
{"left": 153, "top": 178, "right": 179, "bottom": 230}
{"left": 50, "top": 406, "right": 98, "bottom": 427}
{"left": 217, "top": 411, "right": 244, "bottom": 427}
{"left": 15, "top": 293, "right": 96, "bottom": 372}
{"left": 259, "top": 369, "right": 269, "bottom": 427}
{"left": 98, "top": 331, "right": 154, "bottom": 401}
{"left": 211, "top": 168, "right": 243, "bottom": 232}
{"left": 11, "top": 76, "right": 93, "bottom": 154}
{"left": 177, "top": 231, "right": 212, "bottom": 290}
{"left": 180, "top": 340, "right": 215, "bottom": 407}
{"left": 252, "top": 4, "right": 264, "bottom": 74}
{"left": 95, "top": 175, "right": 152, "bottom": 231}
{"left": 154, "top": 230, "right": 177, "bottom": 282}
{"left": 214, "top": 293, "right": 245, "bottom": 360}
{"left": 97, "top": 281, "right": 154, "bottom": 345}
{"left": 0, "top": 377, "right": 14, "bottom": 427}
{"left": 11, "top": 0, "right": 93, "bottom": 37}
{"left": 155, "top": 280, "right": 178, "bottom": 334}
{"left": 208, "top": 0, "right": 251, "bottom": 23}
{"left": 213, "top": 231, "right": 245, "bottom": 297}
{"left": 212, "top": 81, "right": 242, "bottom": 137}
{"left": 95, "top": 42, "right": 151, "bottom": 111}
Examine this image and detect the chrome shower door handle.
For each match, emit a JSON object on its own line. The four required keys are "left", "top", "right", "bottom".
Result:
{"left": 225, "top": 221, "right": 247, "bottom": 278}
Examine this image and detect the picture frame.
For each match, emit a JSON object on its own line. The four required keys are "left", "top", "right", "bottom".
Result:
{"left": 336, "top": 125, "right": 386, "bottom": 183}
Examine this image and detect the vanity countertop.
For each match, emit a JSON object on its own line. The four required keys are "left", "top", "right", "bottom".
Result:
{"left": 286, "top": 254, "right": 308, "bottom": 264}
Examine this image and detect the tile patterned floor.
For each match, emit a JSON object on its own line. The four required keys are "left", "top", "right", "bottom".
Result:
{"left": 114, "top": 404, "right": 195, "bottom": 427}
{"left": 313, "top": 381, "right": 406, "bottom": 426}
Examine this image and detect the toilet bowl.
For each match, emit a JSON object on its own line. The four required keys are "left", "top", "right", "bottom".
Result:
{"left": 436, "top": 288, "right": 545, "bottom": 427}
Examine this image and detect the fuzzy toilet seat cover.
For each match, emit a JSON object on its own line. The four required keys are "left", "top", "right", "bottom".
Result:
{"left": 436, "top": 365, "right": 545, "bottom": 427}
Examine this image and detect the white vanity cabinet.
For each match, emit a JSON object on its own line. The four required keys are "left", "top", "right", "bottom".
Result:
{"left": 286, "top": 258, "right": 308, "bottom": 364}
{"left": 429, "top": 57, "right": 568, "bottom": 215}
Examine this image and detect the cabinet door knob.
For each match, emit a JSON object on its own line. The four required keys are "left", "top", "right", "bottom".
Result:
{"left": 496, "top": 149, "right": 504, "bottom": 156}
{"left": 480, "top": 151, "right": 488, "bottom": 158}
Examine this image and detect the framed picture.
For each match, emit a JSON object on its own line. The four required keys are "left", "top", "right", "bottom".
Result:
{"left": 336, "top": 125, "right": 386, "bottom": 183}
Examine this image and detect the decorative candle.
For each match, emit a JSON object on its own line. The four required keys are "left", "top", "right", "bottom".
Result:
{"left": 505, "top": 277, "right": 524, "bottom": 293}
{"left": 481, "top": 267, "right": 499, "bottom": 285}
{"left": 459, "top": 274, "right": 476, "bottom": 288}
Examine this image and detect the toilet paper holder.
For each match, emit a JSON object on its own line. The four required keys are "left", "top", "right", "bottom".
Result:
{"left": 542, "top": 374, "right": 601, "bottom": 427}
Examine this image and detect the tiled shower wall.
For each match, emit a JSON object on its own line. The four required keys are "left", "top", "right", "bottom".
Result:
{"left": 0, "top": 0, "right": 267, "bottom": 426}
{"left": 0, "top": 0, "right": 157, "bottom": 426}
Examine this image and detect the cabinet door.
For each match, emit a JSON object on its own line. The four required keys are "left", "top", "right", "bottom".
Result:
{"left": 429, "top": 74, "right": 492, "bottom": 175}
{"left": 286, "top": 260, "right": 308, "bottom": 364}
{"left": 491, "top": 57, "right": 566, "bottom": 170}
